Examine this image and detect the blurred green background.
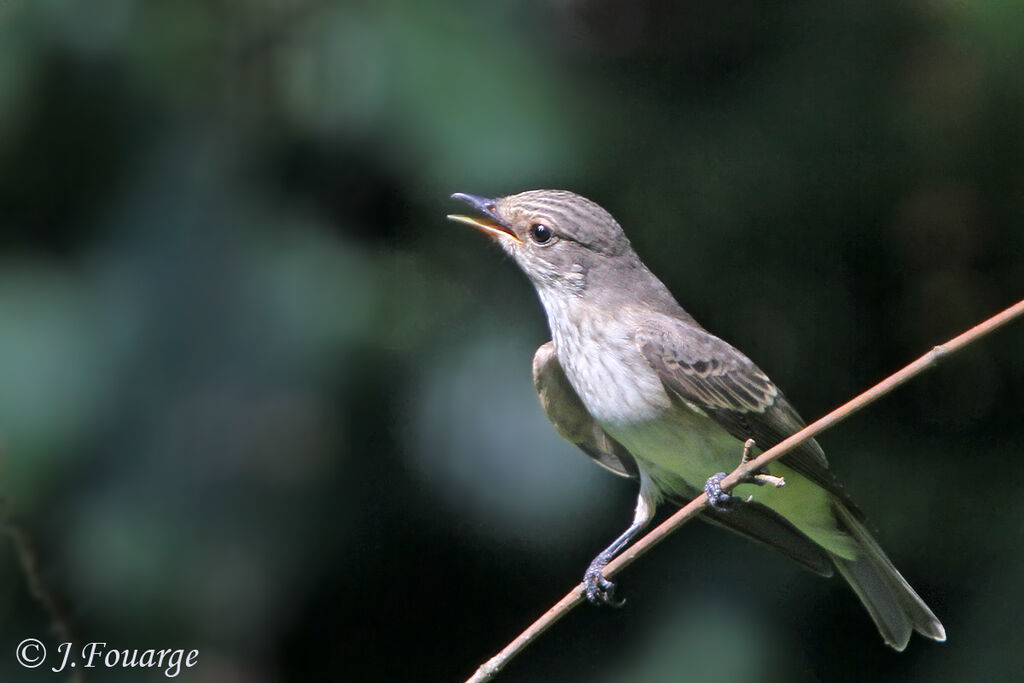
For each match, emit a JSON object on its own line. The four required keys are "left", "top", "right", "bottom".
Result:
{"left": 1, "top": 1, "right": 1022, "bottom": 681}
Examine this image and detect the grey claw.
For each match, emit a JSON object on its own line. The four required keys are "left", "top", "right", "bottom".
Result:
{"left": 704, "top": 472, "right": 738, "bottom": 511}
{"left": 584, "top": 566, "right": 625, "bottom": 607}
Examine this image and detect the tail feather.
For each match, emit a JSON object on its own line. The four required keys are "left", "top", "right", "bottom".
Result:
{"left": 832, "top": 503, "right": 946, "bottom": 650}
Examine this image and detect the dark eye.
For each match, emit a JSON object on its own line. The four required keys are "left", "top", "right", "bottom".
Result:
{"left": 529, "top": 223, "right": 553, "bottom": 244}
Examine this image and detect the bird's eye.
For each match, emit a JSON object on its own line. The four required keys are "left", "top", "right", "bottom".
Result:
{"left": 529, "top": 223, "right": 553, "bottom": 244}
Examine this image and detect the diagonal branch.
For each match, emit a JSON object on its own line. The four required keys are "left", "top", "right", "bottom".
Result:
{"left": 466, "top": 296, "right": 1024, "bottom": 683}
{"left": 1, "top": 494, "right": 85, "bottom": 683}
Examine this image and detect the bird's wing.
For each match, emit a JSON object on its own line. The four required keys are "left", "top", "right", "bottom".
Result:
{"left": 634, "top": 314, "right": 858, "bottom": 507}
{"left": 533, "top": 342, "right": 638, "bottom": 479}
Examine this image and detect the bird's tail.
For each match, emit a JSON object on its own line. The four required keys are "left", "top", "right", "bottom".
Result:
{"left": 830, "top": 502, "right": 946, "bottom": 651}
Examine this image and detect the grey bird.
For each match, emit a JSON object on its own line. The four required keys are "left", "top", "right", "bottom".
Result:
{"left": 448, "top": 189, "right": 946, "bottom": 651}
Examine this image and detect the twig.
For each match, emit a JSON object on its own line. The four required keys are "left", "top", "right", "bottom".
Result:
{"left": 1, "top": 495, "right": 84, "bottom": 683}
{"left": 465, "top": 296, "right": 1024, "bottom": 683}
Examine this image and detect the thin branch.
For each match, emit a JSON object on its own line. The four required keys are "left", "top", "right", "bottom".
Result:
{"left": 1, "top": 494, "right": 85, "bottom": 683}
{"left": 466, "top": 296, "right": 1024, "bottom": 683}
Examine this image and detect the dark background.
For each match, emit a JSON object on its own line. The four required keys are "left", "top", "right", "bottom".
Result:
{"left": 1, "top": 1, "right": 1022, "bottom": 681}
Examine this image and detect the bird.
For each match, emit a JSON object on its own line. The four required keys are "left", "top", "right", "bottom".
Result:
{"left": 447, "top": 189, "right": 946, "bottom": 651}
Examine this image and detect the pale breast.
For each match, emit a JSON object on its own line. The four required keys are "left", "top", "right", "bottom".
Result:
{"left": 543, "top": 299, "right": 672, "bottom": 425}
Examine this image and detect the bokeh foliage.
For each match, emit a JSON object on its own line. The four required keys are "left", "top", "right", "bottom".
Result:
{"left": 1, "top": 1, "right": 1022, "bottom": 681}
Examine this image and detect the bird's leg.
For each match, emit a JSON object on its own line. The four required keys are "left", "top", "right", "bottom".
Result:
{"left": 583, "top": 473, "right": 657, "bottom": 607}
{"left": 705, "top": 439, "right": 785, "bottom": 512}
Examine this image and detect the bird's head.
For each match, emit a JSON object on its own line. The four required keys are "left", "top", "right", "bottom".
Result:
{"left": 447, "top": 189, "right": 635, "bottom": 295}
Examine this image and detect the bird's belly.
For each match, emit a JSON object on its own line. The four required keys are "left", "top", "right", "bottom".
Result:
{"left": 603, "top": 405, "right": 743, "bottom": 494}
{"left": 606, "top": 404, "right": 855, "bottom": 557}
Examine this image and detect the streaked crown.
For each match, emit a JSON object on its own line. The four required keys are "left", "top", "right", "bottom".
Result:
{"left": 493, "top": 190, "right": 633, "bottom": 257}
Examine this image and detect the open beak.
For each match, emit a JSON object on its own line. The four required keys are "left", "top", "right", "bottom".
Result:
{"left": 447, "top": 192, "right": 521, "bottom": 243}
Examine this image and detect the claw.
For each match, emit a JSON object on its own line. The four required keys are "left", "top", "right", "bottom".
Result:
{"left": 584, "top": 565, "right": 625, "bottom": 607}
{"left": 704, "top": 472, "right": 739, "bottom": 511}
{"left": 704, "top": 440, "right": 786, "bottom": 513}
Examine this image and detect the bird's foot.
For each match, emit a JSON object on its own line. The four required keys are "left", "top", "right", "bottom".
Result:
{"left": 704, "top": 472, "right": 739, "bottom": 511}
{"left": 706, "top": 440, "right": 786, "bottom": 512}
{"left": 705, "top": 470, "right": 785, "bottom": 513}
{"left": 583, "top": 557, "right": 624, "bottom": 607}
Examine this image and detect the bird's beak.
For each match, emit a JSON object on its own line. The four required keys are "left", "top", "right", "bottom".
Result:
{"left": 447, "top": 192, "right": 522, "bottom": 243}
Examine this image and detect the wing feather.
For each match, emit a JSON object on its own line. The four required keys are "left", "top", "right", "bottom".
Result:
{"left": 634, "top": 314, "right": 858, "bottom": 509}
